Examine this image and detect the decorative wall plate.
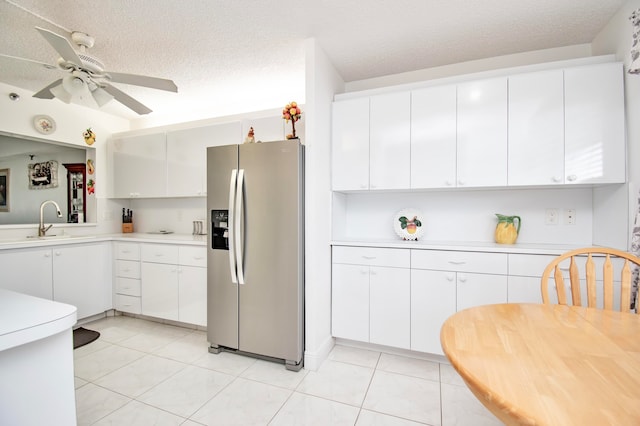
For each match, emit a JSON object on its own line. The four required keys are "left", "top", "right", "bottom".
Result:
{"left": 393, "top": 208, "right": 425, "bottom": 241}
{"left": 33, "top": 115, "right": 56, "bottom": 134}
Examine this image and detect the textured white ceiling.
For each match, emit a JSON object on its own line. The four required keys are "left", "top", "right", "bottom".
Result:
{"left": 0, "top": 0, "right": 627, "bottom": 123}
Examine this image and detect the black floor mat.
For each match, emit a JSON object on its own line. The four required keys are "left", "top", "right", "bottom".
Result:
{"left": 73, "top": 327, "right": 100, "bottom": 349}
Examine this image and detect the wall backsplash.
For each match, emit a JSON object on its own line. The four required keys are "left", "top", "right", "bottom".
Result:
{"left": 334, "top": 187, "right": 594, "bottom": 245}
{"left": 128, "top": 197, "right": 207, "bottom": 234}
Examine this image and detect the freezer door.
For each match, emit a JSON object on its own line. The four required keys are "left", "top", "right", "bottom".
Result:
{"left": 207, "top": 145, "right": 239, "bottom": 350}
{"left": 238, "top": 140, "right": 304, "bottom": 363}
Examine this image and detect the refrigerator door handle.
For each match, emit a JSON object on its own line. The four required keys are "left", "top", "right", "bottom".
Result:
{"left": 228, "top": 169, "right": 238, "bottom": 284}
{"left": 235, "top": 169, "right": 245, "bottom": 285}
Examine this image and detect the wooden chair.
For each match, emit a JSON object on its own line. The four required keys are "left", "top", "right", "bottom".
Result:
{"left": 541, "top": 247, "right": 640, "bottom": 313}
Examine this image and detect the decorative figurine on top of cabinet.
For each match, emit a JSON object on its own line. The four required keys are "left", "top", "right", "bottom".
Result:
{"left": 244, "top": 127, "right": 255, "bottom": 144}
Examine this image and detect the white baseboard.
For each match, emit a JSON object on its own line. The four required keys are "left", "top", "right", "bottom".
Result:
{"left": 303, "top": 335, "right": 335, "bottom": 371}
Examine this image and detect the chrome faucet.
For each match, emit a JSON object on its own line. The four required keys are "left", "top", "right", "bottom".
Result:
{"left": 39, "top": 200, "right": 62, "bottom": 237}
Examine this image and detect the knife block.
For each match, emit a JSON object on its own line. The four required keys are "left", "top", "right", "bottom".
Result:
{"left": 122, "top": 223, "right": 134, "bottom": 233}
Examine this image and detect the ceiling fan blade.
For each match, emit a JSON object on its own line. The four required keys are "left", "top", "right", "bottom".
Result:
{"left": 50, "top": 83, "right": 73, "bottom": 103}
{"left": 33, "top": 79, "right": 63, "bottom": 99}
{"left": 0, "top": 53, "right": 57, "bottom": 70}
{"left": 106, "top": 71, "right": 178, "bottom": 92}
{"left": 102, "top": 84, "right": 153, "bottom": 115}
{"left": 91, "top": 87, "right": 114, "bottom": 107}
{"left": 36, "top": 26, "right": 83, "bottom": 65}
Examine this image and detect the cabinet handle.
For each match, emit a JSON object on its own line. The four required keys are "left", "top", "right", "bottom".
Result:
{"left": 193, "top": 256, "right": 204, "bottom": 260}
{"left": 448, "top": 261, "right": 466, "bottom": 265}
{"left": 155, "top": 253, "right": 164, "bottom": 257}
{"left": 361, "top": 269, "right": 368, "bottom": 274}
{"left": 567, "top": 175, "right": 577, "bottom": 182}
{"left": 122, "top": 250, "right": 131, "bottom": 253}
{"left": 370, "top": 270, "right": 377, "bottom": 276}
{"left": 360, "top": 184, "right": 368, "bottom": 189}
{"left": 458, "top": 274, "right": 468, "bottom": 282}
{"left": 55, "top": 251, "right": 61, "bottom": 256}
{"left": 446, "top": 273, "right": 455, "bottom": 281}
{"left": 445, "top": 180, "right": 453, "bottom": 186}
{"left": 552, "top": 176, "right": 562, "bottom": 183}
{"left": 362, "top": 256, "right": 376, "bottom": 260}
{"left": 458, "top": 179, "right": 466, "bottom": 186}
{"left": 44, "top": 253, "right": 51, "bottom": 258}
{"left": 123, "top": 268, "right": 131, "bottom": 272}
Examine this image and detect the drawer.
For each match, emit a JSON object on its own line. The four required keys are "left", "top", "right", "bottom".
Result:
{"left": 333, "top": 246, "right": 410, "bottom": 268}
{"left": 115, "top": 294, "right": 141, "bottom": 314}
{"left": 411, "top": 250, "right": 508, "bottom": 274}
{"left": 115, "top": 242, "right": 140, "bottom": 261}
{"left": 179, "top": 246, "right": 207, "bottom": 267}
{"left": 116, "top": 259, "right": 141, "bottom": 279}
{"left": 115, "top": 277, "right": 141, "bottom": 296}
{"left": 508, "top": 254, "right": 558, "bottom": 277}
{"left": 141, "top": 244, "right": 179, "bottom": 264}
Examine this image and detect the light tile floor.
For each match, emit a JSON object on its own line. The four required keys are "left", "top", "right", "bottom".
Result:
{"left": 74, "top": 315, "right": 502, "bottom": 425}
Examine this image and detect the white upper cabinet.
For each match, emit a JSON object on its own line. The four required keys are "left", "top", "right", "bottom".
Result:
{"left": 508, "top": 70, "right": 565, "bottom": 186}
{"left": 166, "top": 122, "right": 240, "bottom": 197}
{"left": 369, "top": 91, "right": 411, "bottom": 190}
{"left": 332, "top": 97, "right": 370, "bottom": 191}
{"left": 110, "top": 133, "right": 167, "bottom": 198}
{"left": 411, "top": 85, "right": 457, "bottom": 188}
{"left": 457, "top": 77, "right": 508, "bottom": 187}
{"left": 564, "top": 62, "right": 625, "bottom": 184}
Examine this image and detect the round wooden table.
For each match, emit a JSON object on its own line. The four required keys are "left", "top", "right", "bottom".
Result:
{"left": 440, "top": 303, "right": 640, "bottom": 425}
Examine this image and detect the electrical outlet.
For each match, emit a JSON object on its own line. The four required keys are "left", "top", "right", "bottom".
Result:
{"left": 545, "top": 209, "right": 559, "bottom": 225}
{"left": 564, "top": 209, "right": 576, "bottom": 225}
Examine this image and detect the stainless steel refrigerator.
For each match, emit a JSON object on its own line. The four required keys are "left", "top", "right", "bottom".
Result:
{"left": 206, "top": 140, "right": 304, "bottom": 371}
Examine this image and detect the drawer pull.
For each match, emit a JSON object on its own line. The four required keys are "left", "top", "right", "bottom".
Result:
{"left": 193, "top": 256, "right": 204, "bottom": 260}
{"left": 448, "top": 261, "right": 466, "bottom": 265}
{"left": 122, "top": 250, "right": 131, "bottom": 253}
{"left": 362, "top": 256, "right": 376, "bottom": 260}
{"left": 155, "top": 253, "right": 164, "bottom": 257}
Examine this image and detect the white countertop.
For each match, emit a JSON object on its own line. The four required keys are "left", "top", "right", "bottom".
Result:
{"left": 331, "top": 239, "right": 583, "bottom": 255}
{"left": 0, "top": 232, "right": 207, "bottom": 250}
{"left": 0, "top": 289, "right": 77, "bottom": 352}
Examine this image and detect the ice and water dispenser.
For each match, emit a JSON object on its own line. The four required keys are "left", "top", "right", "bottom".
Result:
{"left": 211, "top": 210, "right": 229, "bottom": 250}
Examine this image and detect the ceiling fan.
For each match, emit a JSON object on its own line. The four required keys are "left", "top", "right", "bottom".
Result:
{"left": 2, "top": 26, "right": 178, "bottom": 115}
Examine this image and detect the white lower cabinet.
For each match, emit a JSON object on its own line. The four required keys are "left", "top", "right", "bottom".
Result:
{"left": 331, "top": 246, "right": 410, "bottom": 348}
{"left": 0, "top": 248, "right": 53, "bottom": 299}
{"left": 332, "top": 245, "right": 515, "bottom": 356}
{"left": 114, "top": 242, "right": 142, "bottom": 314}
{"left": 53, "top": 243, "right": 112, "bottom": 319}
{"left": 331, "top": 263, "right": 369, "bottom": 342}
{"left": 0, "top": 243, "right": 112, "bottom": 320}
{"left": 410, "top": 269, "right": 456, "bottom": 355}
{"left": 140, "top": 243, "right": 207, "bottom": 326}
{"left": 369, "top": 266, "right": 411, "bottom": 349}
{"left": 507, "top": 253, "right": 557, "bottom": 304}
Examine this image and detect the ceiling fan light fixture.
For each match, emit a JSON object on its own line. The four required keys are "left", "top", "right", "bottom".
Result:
{"left": 62, "top": 73, "right": 86, "bottom": 96}
{"left": 50, "top": 83, "right": 72, "bottom": 103}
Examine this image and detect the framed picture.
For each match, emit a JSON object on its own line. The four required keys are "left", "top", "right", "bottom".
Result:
{"left": 0, "top": 168, "right": 8, "bottom": 212}
{"left": 28, "top": 160, "right": 58, "bottom": 189}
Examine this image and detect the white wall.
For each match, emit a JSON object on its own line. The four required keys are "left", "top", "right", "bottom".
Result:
{"left": 303, "top": 39, "right": 345, "bottom": 370}
{"left": 592, "top": 0, "right": 640, "bottom": 249}
{"left": 0, "top": 82, "right": 130, "bottom": 238}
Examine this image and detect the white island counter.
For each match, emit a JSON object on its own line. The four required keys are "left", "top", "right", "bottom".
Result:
{"left": 0, "top": 289, "right": 77, "bottom": 425}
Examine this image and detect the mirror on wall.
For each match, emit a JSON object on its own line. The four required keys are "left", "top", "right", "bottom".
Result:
{"left": 0, "top": 132, "right": 95, "bottom": 226}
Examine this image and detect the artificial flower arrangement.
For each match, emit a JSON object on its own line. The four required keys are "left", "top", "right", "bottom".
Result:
{"left": 282, "top": 101, "right": 302, "bottom": 139}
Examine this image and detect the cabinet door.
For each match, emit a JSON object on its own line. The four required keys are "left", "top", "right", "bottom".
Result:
{"left": 332, "top": 98, "right": 370, "bottom": 191}
{"left": 331, "top": 263, "right": 369, "bottom": 341}
{"left": 369, "top": 266, "right": 410, "bottom": 349}
{"left": 141, "top": 262, "right": 179, "bottom": 320}
{"left": 0, "top": 248, "right": 52, "bottom": 299}
{"left": 53, "top": 243, "right": 112, "bottom": 319}
{"left": 564, "top": 62, "right": 625, "bottom": 184}
{"left": 457, "top": 77, "right": 507, "bottom": 187}
{"left": 508, "top": 276, "right": 544, "bottom": 304}
{"left": 110, "top": 133, "right": 167, "bottom": 198}
{"left": 411, "top": 85, "right": 457, "bottom": 188}
{"left": 508, "top": 70, "right": 565, "bottom": 186}
{"left": 369, "top": 91, "right": 411, "bottom": 190}
{"left": 166, "top": 122, "right": 241, "bottom": 197}
{"left": 456, "top": 273, "right": 508, "bottom": 311}
{"left": 411, "top": 269, "right": 456, "bottom": 355}
{"left": 179, "top": 265, "right": 207, "bottom": 326}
